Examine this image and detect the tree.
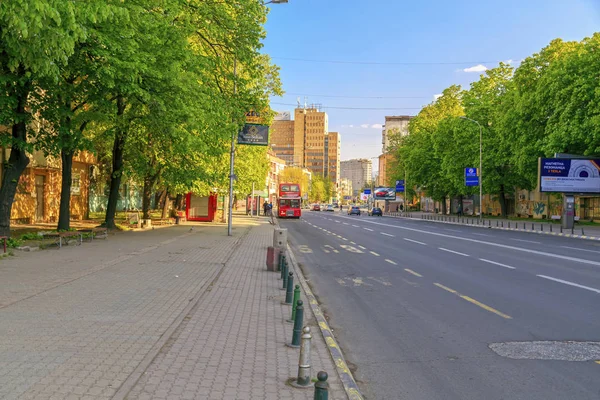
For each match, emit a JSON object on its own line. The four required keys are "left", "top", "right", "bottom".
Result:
{"left": 279, "top": 167, "right": 310, "bottom": 197}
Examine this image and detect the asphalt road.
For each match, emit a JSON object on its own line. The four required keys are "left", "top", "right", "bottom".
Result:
{"left": 280, "top": 210, "right": 600, "bottom": 400}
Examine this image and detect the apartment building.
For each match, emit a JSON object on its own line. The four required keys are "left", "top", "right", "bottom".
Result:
{"left": 340, "top": 159, "right": 372, "bottom": 195}
{"left": 382, "top": 115, "right": 412, "bottom": 153}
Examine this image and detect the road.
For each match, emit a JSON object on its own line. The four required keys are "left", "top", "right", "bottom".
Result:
{"left": 280, "top": 210, "right": 600, "bottom": 400}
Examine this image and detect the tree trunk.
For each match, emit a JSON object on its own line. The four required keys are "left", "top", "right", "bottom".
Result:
{"left": 154, "top": 189, "right": 164, "bottom": 211}
{"left": 0, "top": 88, "right": 31, "bottom": 237}
{"left": 105, "top": 96, "right": 126, "bottom": 229}
{"left": 499, "top": 184, "right": 508, "bottom": 218}
{"left": 57, "top": 150, "right": 74, "bottom": 231}
{"left": 142, "top": 173, "right": 158, "bottom": 220}
{"left": 161, "top": 189, "right": 170, "bottom": 218}
{"left": 441, "top": 196, "right": 447, "bottom": 215}
{"left": 175, "top": 193, "right": 184, "bottom": 210}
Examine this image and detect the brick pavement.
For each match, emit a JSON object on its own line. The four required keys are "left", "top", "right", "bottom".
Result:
{"left": 0, "top": 217, "right": 343, "bottom": 399}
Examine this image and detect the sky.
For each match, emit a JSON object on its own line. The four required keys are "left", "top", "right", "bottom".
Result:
{"left": 263, "top": 0, "right": 600, "bottom": 173}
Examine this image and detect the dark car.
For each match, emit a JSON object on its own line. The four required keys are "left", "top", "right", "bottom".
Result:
{"left": 369, "top": 207, "right": 383, "bottom": 216}
{"left": 347, "top": 206, "right": 361, "bottom": 216}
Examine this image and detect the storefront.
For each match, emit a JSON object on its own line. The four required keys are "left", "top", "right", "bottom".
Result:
{"left": 185, "top": 193, "right": 218, "bottom": 222}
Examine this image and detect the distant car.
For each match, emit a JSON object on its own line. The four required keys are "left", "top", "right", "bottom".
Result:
{"left": 347, "top": 206, "right": 361, "bottom": 216}
{"left": 369, "top": 207, "right": 383, "bottom": 216}
{"left": 325, "top": 205, "right": 335, "bottom": 212}
{"left": 312, "top": 204, "right": 321, "bottom": 211}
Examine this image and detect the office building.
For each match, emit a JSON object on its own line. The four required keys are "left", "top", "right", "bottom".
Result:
{"left": 382, "top": 115, "right": 412, "bottom": 153}
{"left": 340, "top": 159, "right": 372, "bottom": 195}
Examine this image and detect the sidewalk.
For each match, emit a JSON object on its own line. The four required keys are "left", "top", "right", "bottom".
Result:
{"left": 0, "top": 216, "right": 344, "bottom": 399}
{"left": 384, "top": 211, "right": 600, "bottom": 240}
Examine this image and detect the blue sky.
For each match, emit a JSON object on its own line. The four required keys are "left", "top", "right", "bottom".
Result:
{"left": 263, "top": 0, "right": 599, "bottom": 170}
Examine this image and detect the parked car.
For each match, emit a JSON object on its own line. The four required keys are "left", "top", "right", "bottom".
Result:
{"left": 312, "top": 204, "right": 321, "bottom": 211}
{"left": 368, "top": 207, "right": 383, "bottom": 216}
{"left": 347, "top": 206, "right": 361, "bottom": 216}
{"left": 325, "top": 205, "right": 335, "bottom": 212}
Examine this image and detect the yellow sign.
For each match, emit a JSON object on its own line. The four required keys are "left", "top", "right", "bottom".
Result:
{"left": 245, "top": 110, "right": 267, "bottom": 125}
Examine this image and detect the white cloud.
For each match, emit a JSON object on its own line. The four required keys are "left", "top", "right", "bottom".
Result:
{"left": 463, "top": 64, "right": 488, "bottom": 73}
{"left": 371, "top": 124, "right": 383, "bottom": 129}
{"left": 503, "top": 59, "right": 514, "bottom": 65}
{"left": 349, "top": 124, "right": 354, "bottom": 128}
{"left": 433, "top": 94, "right": 442, "bottom": 101}
{"left": 360, "top": 124, "right": 370, "bottom": 128}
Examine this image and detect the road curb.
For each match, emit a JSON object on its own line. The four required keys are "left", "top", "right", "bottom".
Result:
{"left": 286, "top": 243, "right": 364, "bottom": 400}
{"left": 384, "top": 215, "right": 600, "bottom": 241}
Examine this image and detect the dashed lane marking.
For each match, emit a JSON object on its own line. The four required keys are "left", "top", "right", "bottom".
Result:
{"left": 367, "top": 277, "right": 393, "bottom": 286}
{"left": 352, "top": 225, "right": 359, "bottom": 228}
{"left": 385, "top": 259, "right": 397, "bottom": 265}
{"left": 370, "top": 251, "right": 380, "bottom": 257}
{"left": 404, "top": 238, "right": 426, "bottom": 245}
{"left": 358, "top": 245, "right": 366, "bottom": 250}
{"left": 404, "top": 268, "right": 422, "bottom": 277}
{"left": 510, "top": 238, "right": 541, "bottom": 244}
{"left": 434, "top": 283, "right": 512, "bottom": 319}
{"left": 364, "top": 228, "right": 374, "bottom": 232}
{"left": 560, "top": 246, "right": 600, "bottom": 254}
{"left": 537, "top": 275, "right": 600, "bottom": 294}
{"left": 380, "top": 232, "right": 395, "bottom": 237}
{"left": 439, "top": 248, "right": 470, "bottom": 257}
{"left": 472, "top": 233, "right": 490, "bottom": 237}
{"left": 479, "top": 258, "right": 515, "bottom": 270}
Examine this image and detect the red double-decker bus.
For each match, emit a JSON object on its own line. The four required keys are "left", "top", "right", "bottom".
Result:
{"left": 277, "top": 183, "right": 302, "bottom": 218}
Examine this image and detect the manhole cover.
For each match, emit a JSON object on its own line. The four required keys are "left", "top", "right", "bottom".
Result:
{"left": 489, "top": 341, "right": 600, "bottom": 361}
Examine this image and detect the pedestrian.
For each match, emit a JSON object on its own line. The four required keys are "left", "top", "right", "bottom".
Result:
{"left": 263, "top": 201, "right": 268, "bottom": 216}
{"left": 399, "top": 203, "right": 404, "bottom": 215}
{"left": 457, "top": 203, "right": 463, "bottom": 217}
{"left": 268, "top": 202, "right": 273, "bottom": 216}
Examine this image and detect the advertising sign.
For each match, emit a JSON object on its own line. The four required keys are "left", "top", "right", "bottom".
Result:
{"left": 395, "top": 180, "right": 405, "bottom": 192}
{"left": 245, "top": 110, "right": 267, "bottom": 125}
{"left": 360, "top": 193, "right": 369, "bottom": 201}
{"left": 540, "top": 158, "right": 600, "bottom": 193}
{"left": 465, "top": 168, "right": 479, "bottom": 187}
{"left": 274, "top": 111, "right": 291, "bottom": 121}
{"left": 374, "top": 187, "right": 396, "bottom": 200}
{"left": 238, "top": 124, "right": 269, "bottom": 146}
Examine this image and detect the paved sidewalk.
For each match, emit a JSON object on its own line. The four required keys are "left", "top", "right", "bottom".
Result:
{"left": 0, "top": 217, "right": 343, "bottom": 399}
{"left": 385, "top": 211, "right": 600, "bottom": 240}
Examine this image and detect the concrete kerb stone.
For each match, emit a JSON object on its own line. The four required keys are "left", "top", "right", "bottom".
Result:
{"left": 383, "top": 214, "right": 600, "bottom": 242}
{"left": 286, "top": 243, "right": 364, "bottom": 400}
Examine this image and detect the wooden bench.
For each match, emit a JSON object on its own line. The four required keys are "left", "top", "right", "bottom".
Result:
{"left": 42, "top": 231, "right": 83, "bottom": 248}
{"left": 78, "top": 227, "right": 108, "bottom": 241}
{"left": 152, "top": 218, "right": 174, "bottom": 226}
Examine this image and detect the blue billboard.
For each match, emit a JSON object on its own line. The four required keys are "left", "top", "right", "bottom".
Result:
{"left": 465, "top": 168, "right": 479, "bottom": 187}
{"left": 540, "top": 158, "right": 600, "bottom": 193}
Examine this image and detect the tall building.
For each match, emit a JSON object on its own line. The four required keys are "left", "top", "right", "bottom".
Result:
{"left": 269, "top": 106, "right": 341, "bottom": 187}
{"left": 378, "top": 153, "right": 394, "bottom": 187}
{"left": 340, "top": 159, "right": 372, "bottom": 195}
{"left": 382, "top": 116, "right": 412, "bottom": 153}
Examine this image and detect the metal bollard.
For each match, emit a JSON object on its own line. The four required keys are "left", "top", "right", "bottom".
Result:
{"left": 288, "top": 285, "right": 301, "bottom": 323}
{"left": 571, "top": 227, "right": 574, "bottom": 235}
{"left": 560, "top": 225, "right": 563, "bottom": 233}
{"left": 297, "top": 327, "right": 312, "bottom": 386}
{"left": 582, "top": 227, "right": 585, "bottom": 235}
{"left": 488, "top": 220, "right": 491, "bottom": 227}
{"left": 532, "top": 223, "right": 534, "bottom": 230}
{"left": 279, "top": 253, "right": 286, "bottom": 272}
{"left": 288, "top": 300, "right": 304, "bottom": 348}
{"left": 282, "top": 264, "right": 289, "bottom": 290}
{"left": 501, "top": 221, "right": 504, "bottom": 227}
{"left": 314, "top": 371, "right": 329, "bottom": 400}
{"left": 496, "top": 220, "right": 498, "bottom": 227}
{"left": 280, "top": 257, "right": 287, "bottom": 280}
{"left": 524, "top": 222, "right": 526, "bottom": 230}
{"left": 541, "top": 224, "right": 543, "bottom": 231}
{"left": 285, "top": 272, "right": 294, "bottom": 304}
{"left": 550, "top": 224, "right": 552, "bottom": 232}
{"left": 508, "top": 222, "right": 511, "bottom": 229}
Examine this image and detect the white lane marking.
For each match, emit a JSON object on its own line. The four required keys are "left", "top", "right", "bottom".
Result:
{"left": 334, "top": 215, "right": 600, "bottom": 267}
{"left": 323, "top": 249, "right": 330, "bottom": 254}
{"left": 439, "top": 248, "right": 470, "bottom": 257}
{"left": 472, "top": 233, "right": 490, "bottom": 237}
{"left": 367, "top": 277, "right": 393, "bottom": 286}
{"left": 343, "top": 222, "right": 349, "bottom": 225}
{"left": 404, "top": 238, "right": 426, "bottom": 245}
{"left": 352, "top": 225, "right": 359, "bottom": 228}
{"left": 479, "top": 258, "right": 516, "bottom": 270}
{"left": 537, "top": 275, "right": 600, "bottom": 294}
{"left": 335, "top": 220, "right": 341, "bottom": 223}
{"left": 380, "top": 232, "right": 395, "bottom": 237}
{"left": 370, "top": 251, "right": 380, "bottom": 256}
{"left": 350, "top": 241, "right": 356, "bottom": 245}
{"left": 342, "top": 238, "right": 348, "bottom": 241}
{"left": 358, "top": 245, "right": 366, "bottom": 250}
{"left": 560, "top": 246, "right": 600, "bottom": 254}
{"left": 385, "top": 259, "right": 397, "bottom": 265}
{"left": 510, "top": 238, "right": 541, "bottom": 244}
{"left": 364, "top": 228, "right": 374, "bottom": 232}
{"left": 445, "top": 228, "right": 462, "bottom": 232}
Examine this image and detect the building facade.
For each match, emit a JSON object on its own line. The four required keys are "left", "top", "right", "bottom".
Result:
{"left": 270, "top": 119, "right": 295, "bottom": 165}
{"left": 382, "top": 115, "right": 412, "bottom": 153}
{"left": 378, "top": 153, "right": 395, "bottom": 187}
{"left": 340, "top": 159, "right": 372, "bottom": 195}
{"left": 325, "top": 132, "right": 341, "bottom": 186}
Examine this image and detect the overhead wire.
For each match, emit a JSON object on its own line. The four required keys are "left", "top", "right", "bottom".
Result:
{"left": 279, "top": 92, "right": 430, "bottom": 99}
{"left": 271, "top": 56, "right": 506, "bottom": 66}
{"left": 270, "top": 102, "right": 423, "bottom": 111}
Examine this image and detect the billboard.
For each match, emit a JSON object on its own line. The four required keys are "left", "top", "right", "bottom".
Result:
{"left": 274, "top": 111, "right": 291, "bottom": 121}
{"left": 373, "top": 187, "right": 396, "bottom": 200}
{"left": 540, "top": 158, "right": 600, "bottom": 193}
{"left": 238, "top": 124, "right": 269, "bottom": 146}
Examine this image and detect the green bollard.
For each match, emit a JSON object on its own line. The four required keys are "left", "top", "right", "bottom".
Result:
{"left": 282, "top": 262, "right": 288, "bottom": 290}
{"left": 285, "top": 272, "right": 294, "bottom": 304}
{"left": 280, "top": 257, "right": 287, "bottom": 280}
{"left": 314, "top": 371, "right": 329, "bottom": 400}
{"left": 287, "top": 285, "right": 301, "bottom": 323}
{"left": 278, "top": 253, "right": 286, "bottom": 272}
{"left": 289, "top": 300, "right": 304, "bottom": 348}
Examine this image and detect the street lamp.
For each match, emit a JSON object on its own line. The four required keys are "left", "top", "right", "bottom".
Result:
{"left": 227, "top": 0, "right": 288, "bottom": 236}
{"left": 460, "top": 116, "right": 483, "bottom": 221}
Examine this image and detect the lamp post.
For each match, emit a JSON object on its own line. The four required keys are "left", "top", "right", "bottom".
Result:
{"left": 460, "top": 116, "right": 483, "bottom": 221}
{"left": 227, "top": 0, "right": 288, "bottom": 236}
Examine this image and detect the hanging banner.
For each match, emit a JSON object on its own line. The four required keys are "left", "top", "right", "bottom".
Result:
{"left": 238, "top": 124, "right": 269, "bottom": 146}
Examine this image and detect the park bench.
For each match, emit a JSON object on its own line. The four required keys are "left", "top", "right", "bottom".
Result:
{"left": 78, "top": 227, "right": 108, "bottom": 241}
{"left": 42, "top": 231, "right": 83, "bottom": 248}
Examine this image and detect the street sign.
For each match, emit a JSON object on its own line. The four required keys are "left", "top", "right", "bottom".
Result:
{"left": 465, "top": 167, "right": 479, "bottom": 187}
{"left": 363, "top": 189, "right": 371, "bottom": 195}
{"left": 395, "top": 180, "right": 405, "bottom": 192}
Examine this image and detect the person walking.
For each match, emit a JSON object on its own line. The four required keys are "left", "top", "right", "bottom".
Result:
{"left": 262, "top": 200, "right": 268, "bottom": 217}
{"left": 457, "top": 203, "right": 463, "bottom": 218}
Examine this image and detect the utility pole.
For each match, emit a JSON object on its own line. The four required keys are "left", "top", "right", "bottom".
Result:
{"left": 227, "top": 59, "right": 237, "bottom": 236}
